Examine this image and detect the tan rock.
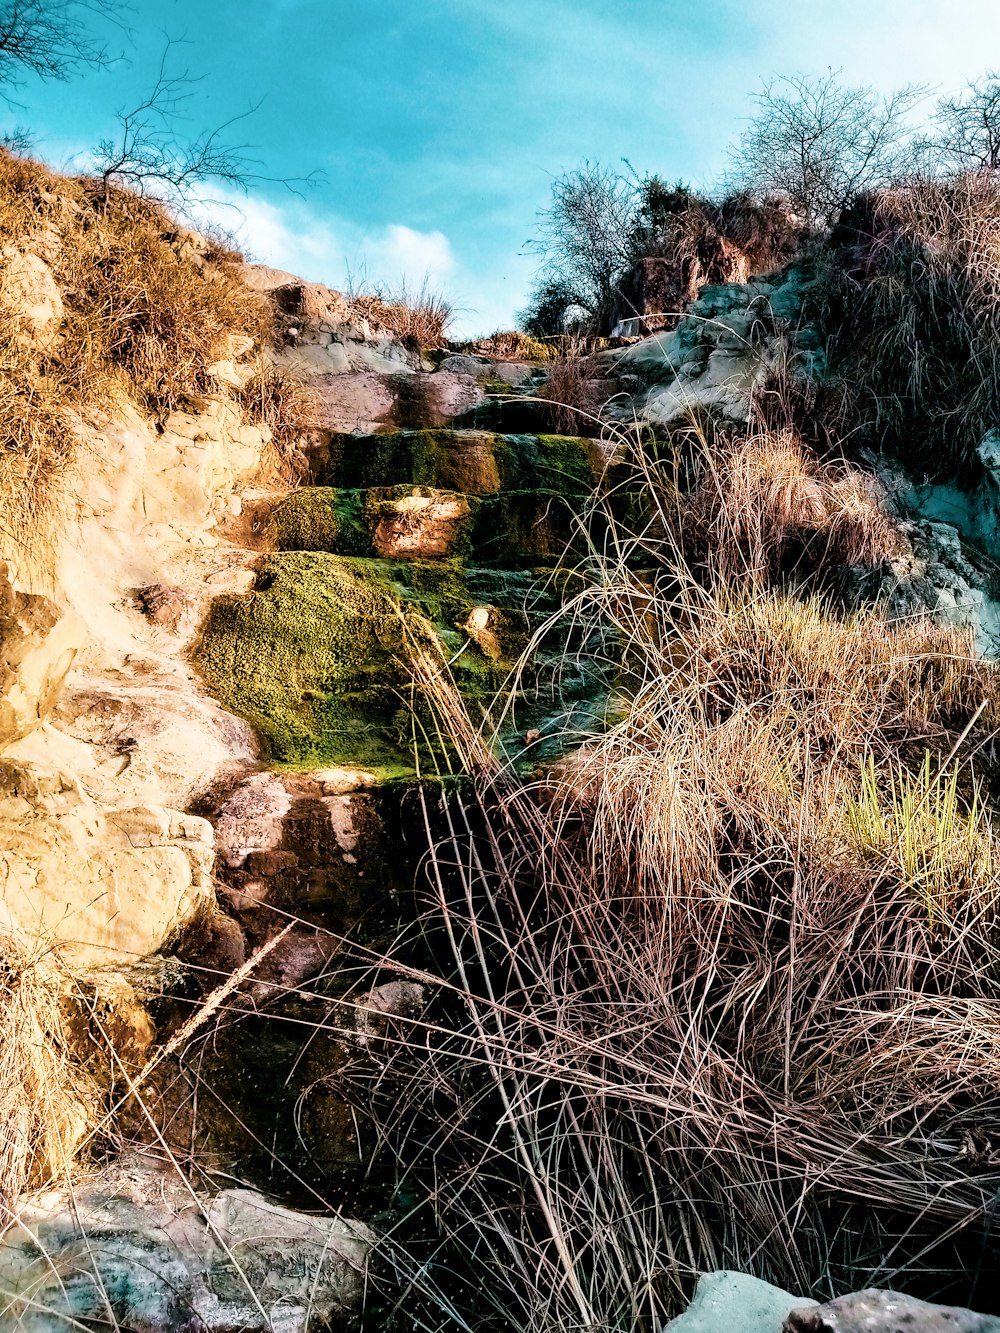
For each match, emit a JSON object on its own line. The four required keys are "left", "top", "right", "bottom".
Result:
{"left": 0, "top": 764, "right": 214, "bottom": 967}
{"left": 0, "top": 564, "right": 85, "bottom": 750}
{"left": 0, "top": 249, "right": 63, "bottom": 352}
{"left": 372, "top": 487, "right": 470, "bottom": 558}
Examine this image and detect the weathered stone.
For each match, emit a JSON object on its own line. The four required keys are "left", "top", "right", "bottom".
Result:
{"left": 371, "top": 487, "right": 472, "bottom": 558}
{"left": 785, "top": 1290, "right": 1000, "bottom": 1333}
{"left": 0, "top": 248, "right": 63, "bottom": 351}
{"left": 665, "top": 1271, "right": 817, "bottom": 1333}
{"left": 0, "top": 1157, "right": 373, "bottom": 1333}
{"left": 0, "top": 763, "right": 215, "bottom": 967}
{"left": 0, "top": 563, "right": 84, "bottom": 750}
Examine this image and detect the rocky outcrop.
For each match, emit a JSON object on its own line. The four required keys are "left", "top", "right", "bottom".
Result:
{"left": 0, "top": 564, "right": 83, "bottom": 749}
{"left": 0, "top": 1157, "right": 374, "bottom": 1333}
{"left": 599, "top": 265, "right": 823, "bottom": 429}
{"left": 0, "top": 248, "right": 63, "bottom": 352}
{"left": 0, "top": 759, "right": 214, "bottom": 967}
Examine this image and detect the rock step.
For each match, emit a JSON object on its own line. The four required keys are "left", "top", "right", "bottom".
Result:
{"left": 317, "top": 428, "right": 602, "bottom": 495}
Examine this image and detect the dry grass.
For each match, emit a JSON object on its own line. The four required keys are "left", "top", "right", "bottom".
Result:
{"left": 459, "top": 330, "right": 559, "bottom": 362}
{"left": 0, "top": 938, "right": 99, "bottom": 1218}
{"left": 822, "top": 170, "right": 1000, "bottom": 477}
{"left": 336, "top": 424, "right": 1000, "bottom": 1331}
{"left": 0, "top": 149, "right": 278, "bottom": 549}
{"left": 679, "top": 427, "right": 902, "bottom": 583}
{"left": 537, "top": 337, "right": 600, "bottom": 434}
{"left": 345, "top": 277, "right": 453, "bottom": 349}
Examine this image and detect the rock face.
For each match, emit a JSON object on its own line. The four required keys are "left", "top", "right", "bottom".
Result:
{"left": 0, "top": 563, "right": 83, "bottom": 749}
{"left": 785, "top": 1291, "right": 1000, "bottom": 1333}
{"left": 0, "top": 761, "right": 214, "bottom": 967}
{"left": 0, "top": 248, "right": 63, "bottom": 351}
{"left": 0, "top": 1157, "right": 374, "bottom": 1333}
{"left": 600, "top": 266, "right": 823, "bottom": 429}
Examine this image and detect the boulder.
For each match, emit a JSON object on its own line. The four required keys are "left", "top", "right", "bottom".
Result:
{"left": 0, "top": 1157, "right": 374, "bottom": 1333}
{"left": 0, "top": 762, "right": 215, "bottom": 967}
{"left": 785, "top": 1290, "right": 1000, "bottom": 1333}
{"left": 665, "top": 1271, "right": 817, "bottom": 1333}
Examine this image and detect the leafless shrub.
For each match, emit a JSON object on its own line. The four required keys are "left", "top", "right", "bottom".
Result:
{"left": 727, "top": 71, "right": 926, "bottom": 231}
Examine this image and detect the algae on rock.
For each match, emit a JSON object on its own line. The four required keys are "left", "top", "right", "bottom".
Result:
{"left": 196, "top": 551, "right": 420, "bottom": 772}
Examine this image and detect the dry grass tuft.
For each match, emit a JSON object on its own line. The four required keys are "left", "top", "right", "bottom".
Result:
{"left": 345, "top": 277, "right": 453, "bottom": 349}
{"left": 343, "top": 424, "right": 1000, "bottom": 1331}
{"left": 679, "top": 427, "right": 902, "bottom": 582}
{"left": 459, "top": 330, "right": 559, "bottom": 362}
{"left": 536, "top": 337, "right": 600, "bottom": 434}
{"left": 823, "top": 170, "right": 1000, "bottom": 477}
{"left": 0, "top": 938, "right": 98, "bottom": 1217}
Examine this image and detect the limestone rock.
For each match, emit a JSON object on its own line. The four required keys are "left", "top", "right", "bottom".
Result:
{"left": 598, "top": 267, "right": 822, "bottom": 431}
{"left": 784, "top": 1291, "right": 1000, "bottom": 1333}
{"left": 0, "top": 763, "right": 214, "bottom": 967}
{"left": 0, "top": 563, "right": 84, "bottom": 750}
{"left": 0, "top": 1157, "right": 373, "bottom": 1333}
{"left": 0, "top": 248, "right": 63, "bottom": 351}
{"left": 371, "top": 487, "right": 472, "bottom": 558}
{"left": 665, "top": 1271, "right": 817, "bottom": 1333}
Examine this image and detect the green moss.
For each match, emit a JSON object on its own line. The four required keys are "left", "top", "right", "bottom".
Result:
{"left": 271, "top": 488, "right": 343, "bottom": 553}
{"left": 196, "top": 552, "right": 417, "bottom": 771}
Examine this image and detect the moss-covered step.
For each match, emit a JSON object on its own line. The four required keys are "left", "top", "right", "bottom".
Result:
{"left": 270, "top": 481, "right": 590, "bottom": 564}
{"left": 317, "top": 429, "right": 600, "bottom": 498}
{"left": 195, "top": 550, "right": 617, "bottom": 774}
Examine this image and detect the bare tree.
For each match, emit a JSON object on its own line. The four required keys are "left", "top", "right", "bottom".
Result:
{"left": 524, "top": 162, "right": 638, "bottom": 328}
{"left": 926, "top": 72, "right": 1000, "bottom": 171}
{"left": 728, "top": 71, "right": 926, "bottom": 231}
{"left": 93, "top": 41, "right": 315, "bottom": 215}
{"left": 0, "top": 0, "right": 123, "bottom": 94}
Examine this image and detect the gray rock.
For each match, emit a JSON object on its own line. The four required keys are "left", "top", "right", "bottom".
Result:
{"left": 784, "top": 1290, "right": 1000, "bottom": 1333}
{"left": 0, "top": 1157, "right": 374, "bottom": 1332}
{"left": 665, "top": 1270, "right": 817, "bottom": 1333}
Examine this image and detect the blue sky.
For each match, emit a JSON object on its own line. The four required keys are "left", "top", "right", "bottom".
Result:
{"left": 5, "top": 0, "right": 999, "bottom": 335}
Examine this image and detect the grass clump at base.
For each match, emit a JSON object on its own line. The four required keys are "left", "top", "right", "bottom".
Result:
{"left": 195, "top": 551, "right": 418, "bottom": 771}
{"left": 336, "top": 423, "right": 1000, "bottom": 1331}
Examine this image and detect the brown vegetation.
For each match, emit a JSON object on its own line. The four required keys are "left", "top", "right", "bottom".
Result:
{"left": 0, "top": 149, "right": 278, "bottom": 544}
{"left": 822, "top": 171, "right": 1000, "bottom": 476}
{"left": 345, "top": 278, "right": 453, "bottom": 349}
{"left": 345, "top": 423, "right": 1000, "bottom": 1330}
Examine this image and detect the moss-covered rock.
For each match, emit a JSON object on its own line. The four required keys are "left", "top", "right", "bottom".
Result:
{"left": 195, "top": 551, "right": 419, "bottom": 772}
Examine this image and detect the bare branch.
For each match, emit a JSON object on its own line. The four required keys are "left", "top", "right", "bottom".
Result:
{"left": 727, "top": 71, "right": 927, "bottom": 231}
{"left": 0, "top": 0, "right": 127, "bottom": 97}
{"left": 92, "top": 38, "right": 320, "bottom": 216}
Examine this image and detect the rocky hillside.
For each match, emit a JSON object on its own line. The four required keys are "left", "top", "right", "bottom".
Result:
{"left": 2, "top": 152, "right": 1000, "bottom": 1333}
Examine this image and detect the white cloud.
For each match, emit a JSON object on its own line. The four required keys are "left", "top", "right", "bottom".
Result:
{"left": 191, "top": 189, "right": 456, "bottom": 298}
{"left": 362, "top": 223, "right": 455, "bottom": 288}
{"left": 186, "top": 188, "right": 512, "bottom": 335}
